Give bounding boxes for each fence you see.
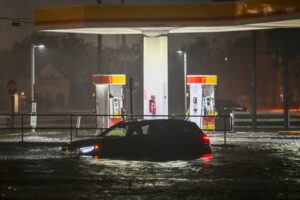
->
[232,111,300,130]
[0,113,232,143]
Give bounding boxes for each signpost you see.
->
[31,102,37,113]
[30,102,37,128]
[30,115,37,128]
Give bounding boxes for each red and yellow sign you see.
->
[187,75,217,85]
[92,74,126,85]
[202,117,215,131]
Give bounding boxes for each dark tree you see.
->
[101,40,143,114]
[0,33,97,112]
[266,28,300,129]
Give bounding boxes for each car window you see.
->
[144,121,184,136]
[130,124,150,136]
[131,126,143,136]
[135,123,164,136]
[141,125,150,135]
[103,121,199,137]
[182,125,193,133]
[104,123,144,137]
[147,121,199,136]
[147,123,163,135]
[182,122,199,134]
[105,125,128,137]
[104,124,132,137]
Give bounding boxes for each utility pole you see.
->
[31,44,45,132]
[283,61,289,130]
[177,50,187,114]
[251,31,257,131]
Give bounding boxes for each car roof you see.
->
[100,119,200,136]
[122,119,192,124]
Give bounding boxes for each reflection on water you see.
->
[77,155,214,191]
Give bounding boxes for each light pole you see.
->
[177,50,187,115]
[31,44,45,131]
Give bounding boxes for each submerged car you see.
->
[62,119,211,160]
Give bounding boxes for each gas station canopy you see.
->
[34,0,300,117]
[34,0,300,35]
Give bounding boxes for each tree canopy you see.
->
[0,32,97,111]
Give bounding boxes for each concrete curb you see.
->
[278,131,300,136]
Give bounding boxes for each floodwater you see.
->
[0,132,299,200]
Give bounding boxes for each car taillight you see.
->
[201,134,210,142]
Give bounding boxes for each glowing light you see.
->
[93,156,100,160]
[94,144,100,150]
[202,134,210,142]
[201,153,212,165]
[202,153,212,159]
[33,44,45,49]
[37,44,45,48]
[80,146,94,153]
[203,136,210,141]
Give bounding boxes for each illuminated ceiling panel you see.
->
[44,26,269,35]
[249,19,300,28]
[45,28,141,35]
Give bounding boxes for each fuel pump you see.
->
[193,97,198,112]
[187,75,217,130]
[110,97,123,116]
[92,74,126,129]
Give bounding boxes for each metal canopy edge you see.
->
[34,0,300,34]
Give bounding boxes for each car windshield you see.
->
[101,120,200,137]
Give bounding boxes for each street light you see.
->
[31,44,45,131]
[177,50,187,114]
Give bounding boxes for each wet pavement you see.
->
[0,132,299,200]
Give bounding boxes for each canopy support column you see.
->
[143,36,168,117]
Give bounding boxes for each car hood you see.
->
[68,136,117,148]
